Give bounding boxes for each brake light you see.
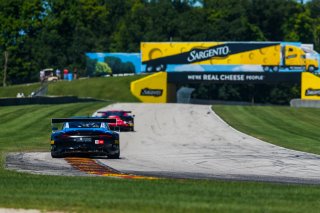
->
[95,139,104,145]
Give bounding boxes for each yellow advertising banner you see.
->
[301,72,320,100]
[130,72,168,103]
[141,42,281,65]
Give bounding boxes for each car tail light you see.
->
[95,139,104,145]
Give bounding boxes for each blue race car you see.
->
[50,118,120,158]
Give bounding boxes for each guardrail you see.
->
[0,96,103,106]
[290,99,320,108]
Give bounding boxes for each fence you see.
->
[0,96,102,106]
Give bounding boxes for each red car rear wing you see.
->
[97,111,132,113]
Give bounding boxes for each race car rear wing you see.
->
[96,110,132,114]
[52,118,116,124]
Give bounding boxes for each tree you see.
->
[247,0,300,41]
[175,7,208,41]
[28,0,111,79]
[95,61,111,76]
[0,0,46,85]
[307,0,320,51]
[121,62,135,74]
[283,5,314,43]
[105,56,121,74]
[2,51,8,87]
[86,57,97,76]
[204,0,265,41]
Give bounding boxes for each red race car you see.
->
[94,110,135,131]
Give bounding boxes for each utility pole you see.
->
[3,51,8,87]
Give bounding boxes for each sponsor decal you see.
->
[187,45,230,62]
[186,74,265,82]
[140,88,163,97]
[168,72,300,84]
[305,88,320,96]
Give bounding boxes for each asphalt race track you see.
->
[6,103,320,184]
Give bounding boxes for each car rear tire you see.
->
[51,151,63,158]
[108,150,120,159]
[108,153,120,159]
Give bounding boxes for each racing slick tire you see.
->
[51,151,63,158]
[107,150,120,159]
[107,153,120,159]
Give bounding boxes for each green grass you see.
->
[0,102,109,152]
[1,173,319,213]
[0,83,40,98]
[212,105,320,155]
[48,76,142,102]
[0,75,143,102]
[0,103,320,212]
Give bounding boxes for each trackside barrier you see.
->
[0,96,102,106]
[290,99,320,108]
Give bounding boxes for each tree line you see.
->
[0,0,320,86]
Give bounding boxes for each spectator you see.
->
[73,67,78,80]
[56,69,61,80]
[63,68,68,80]
[40,70,45,82]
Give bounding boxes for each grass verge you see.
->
[48,76,142,102]
[0,75,142,102]
[1,172,320,213]
[0,102,109,152]
[0,83,40,98]
[212,105,320,155]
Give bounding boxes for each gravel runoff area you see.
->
[6,103,320,184]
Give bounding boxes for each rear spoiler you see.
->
[97,111,132,114]
[52,118,116,124]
